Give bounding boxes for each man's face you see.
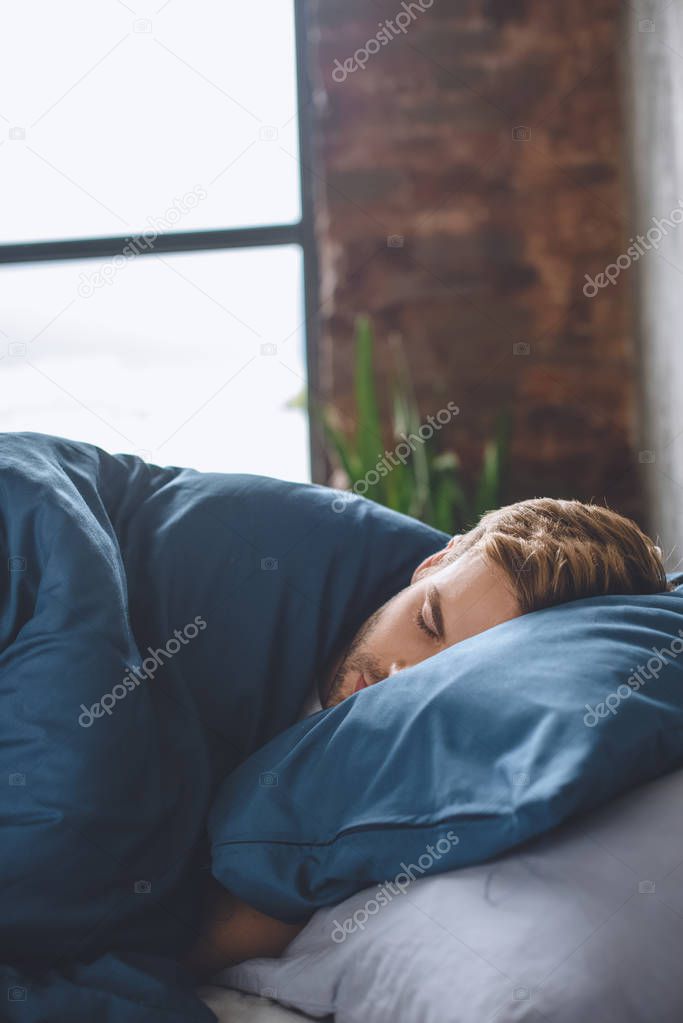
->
[321,539,521,708]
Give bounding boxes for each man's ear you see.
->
[411,535,460,584]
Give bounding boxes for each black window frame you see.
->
[0,0,321,479]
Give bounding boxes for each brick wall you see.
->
[306,0,640,520]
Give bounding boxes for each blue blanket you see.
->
[0,432,445,1021]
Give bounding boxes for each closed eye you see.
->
[415,606,439,642]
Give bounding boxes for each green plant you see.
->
[320,317,508,533]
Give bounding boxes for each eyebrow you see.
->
[427,584,445,642]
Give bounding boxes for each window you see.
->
[0,0,316,482]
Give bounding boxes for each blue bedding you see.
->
[0,433,445,1022]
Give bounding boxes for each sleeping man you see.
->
[186,497,669,977]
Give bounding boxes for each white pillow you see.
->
[219,765,683,1022]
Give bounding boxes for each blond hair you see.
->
[444,499,668,613]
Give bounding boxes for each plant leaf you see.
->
[354,317,385,483]
[322,416,362,485]
[473,411,509,518]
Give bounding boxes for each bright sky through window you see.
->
[0,0,309,482]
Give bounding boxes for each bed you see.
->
[4,433,683,1022]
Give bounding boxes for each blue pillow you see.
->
[210,589,683,921]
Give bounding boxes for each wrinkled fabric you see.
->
[0,431,445,1022]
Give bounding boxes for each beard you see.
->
[324,601,389,707]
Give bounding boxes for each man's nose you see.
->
[388,660,407,676]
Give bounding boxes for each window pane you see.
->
[0,0,300,243]
[0,246,309,482]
